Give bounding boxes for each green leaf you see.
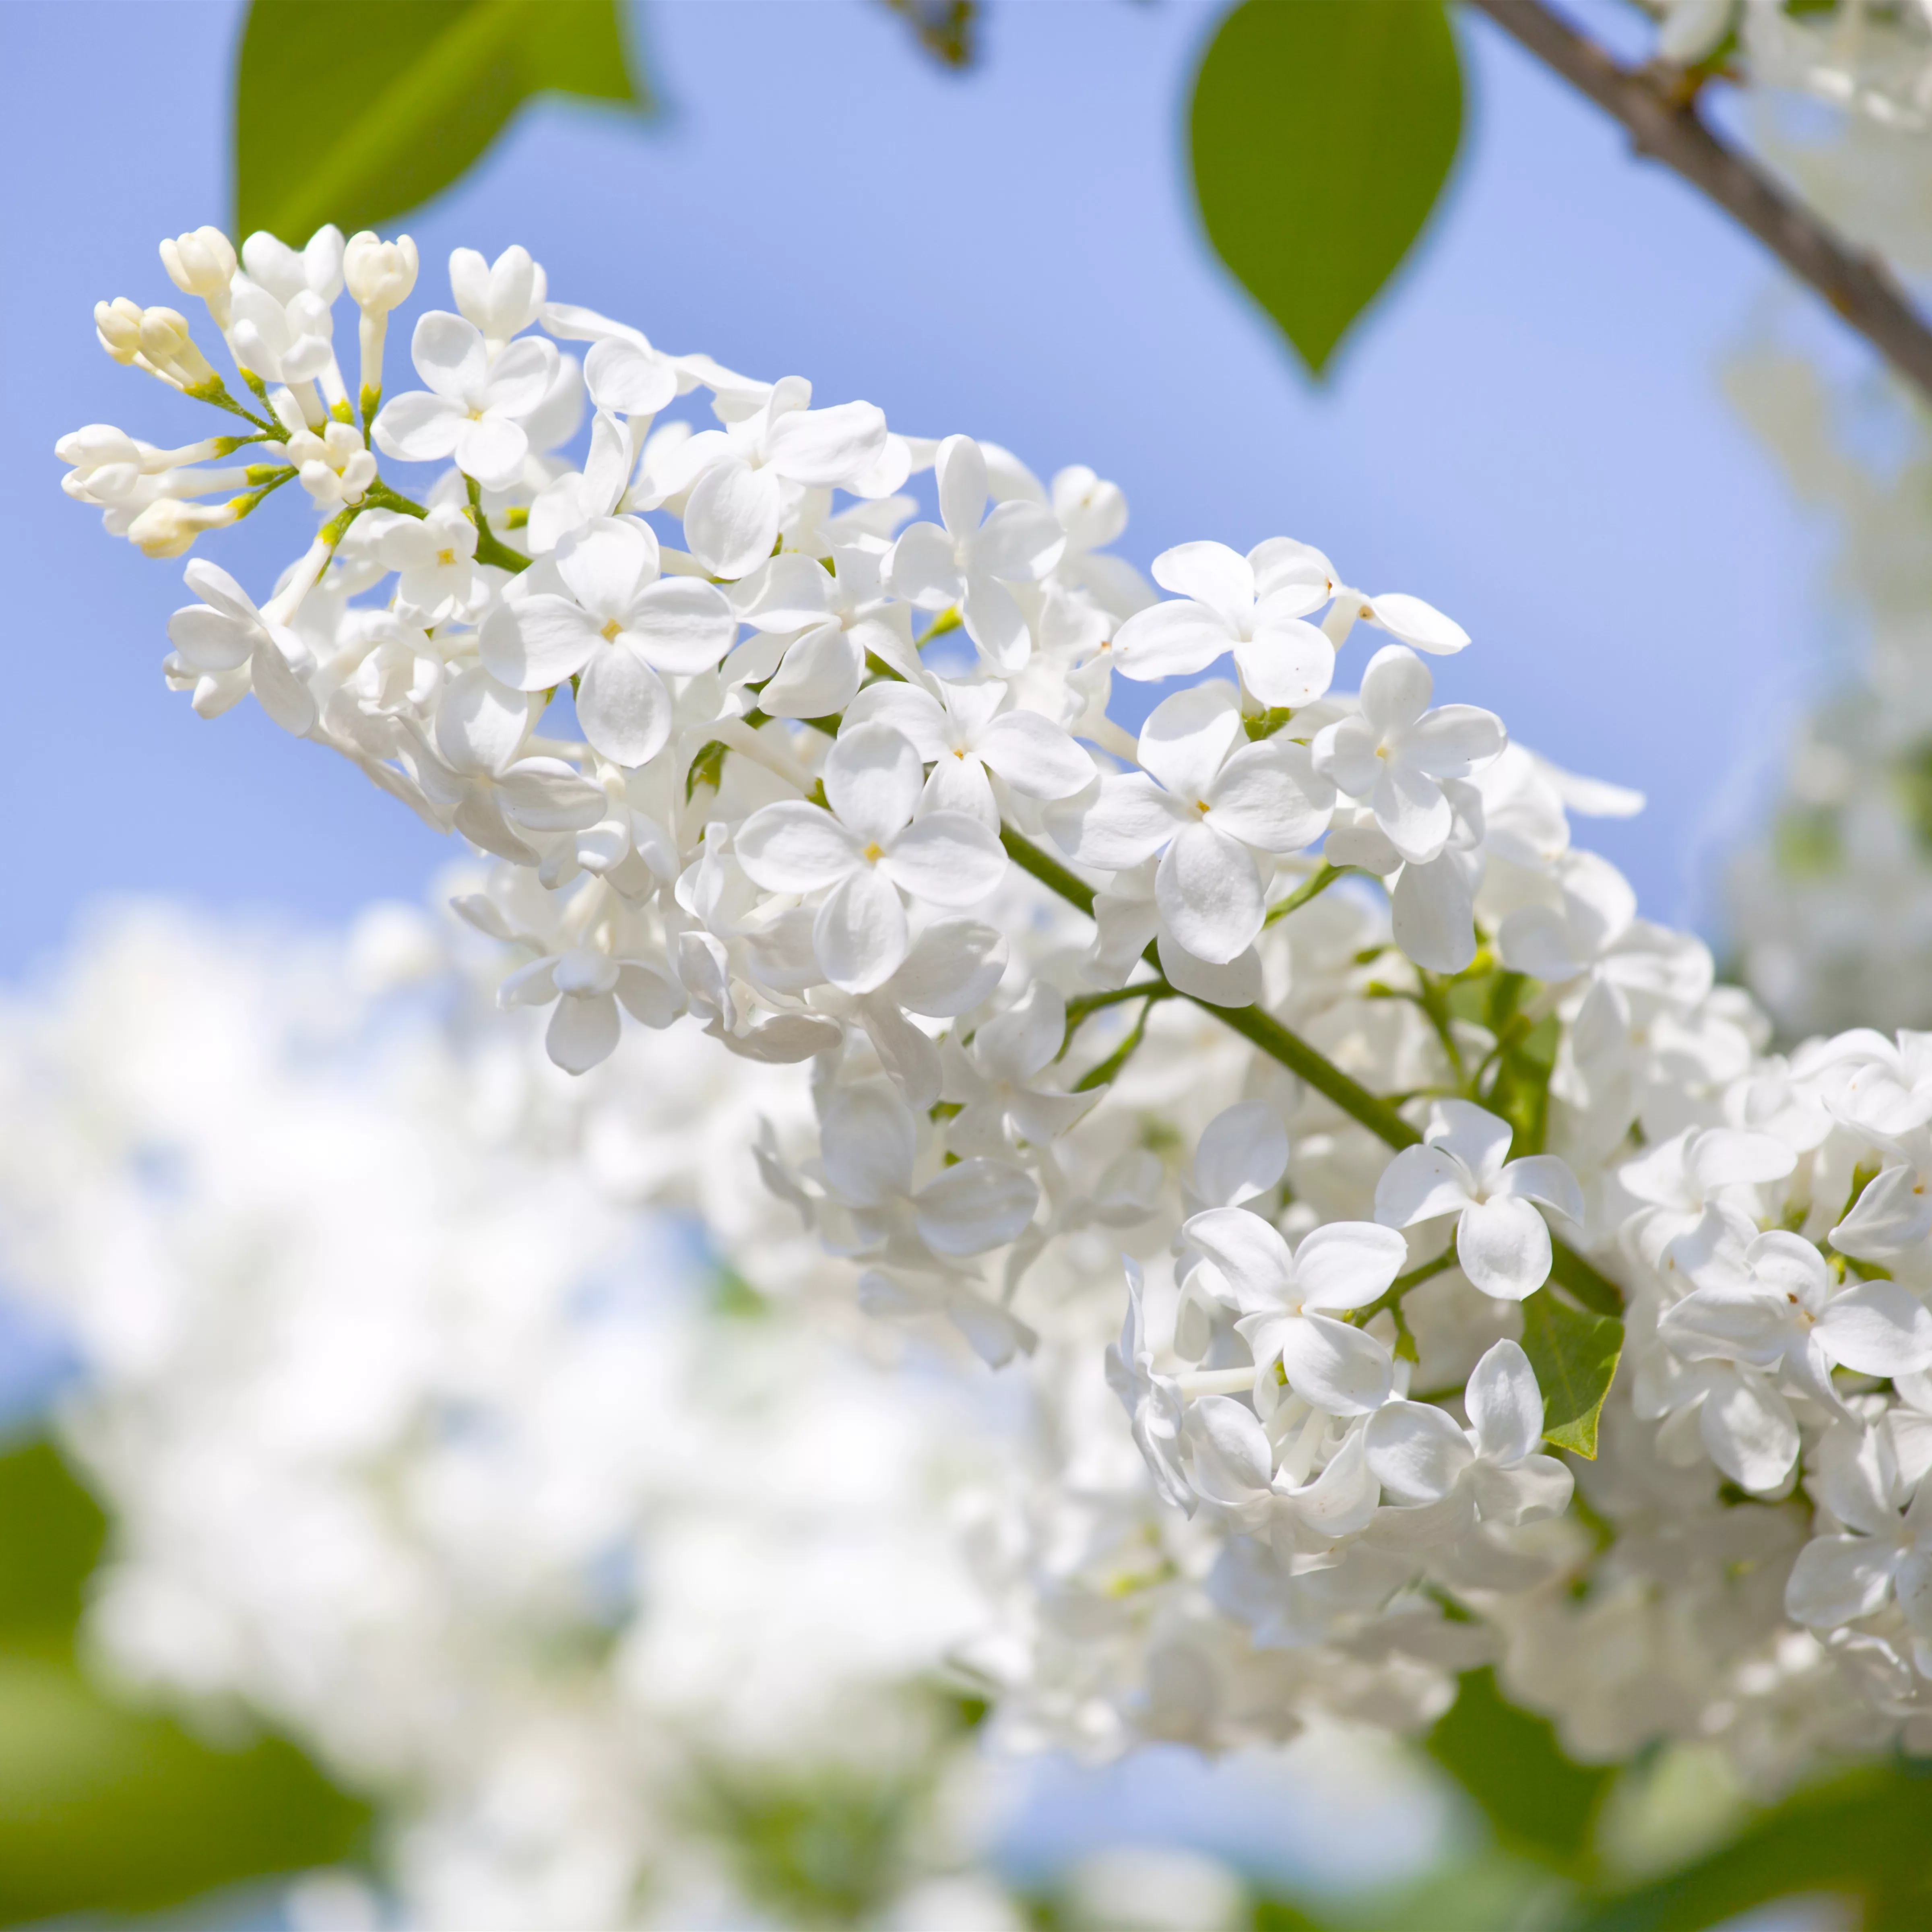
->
[1521,1292,1622,1459]
[0,1438,372,1924]
[1187,0,1463,376]
[1428,1667,1613,1873]
[1565,1760,1932,1932]
[235,0,647,242]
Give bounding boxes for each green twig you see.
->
[1264,861,1349,927]
[1074,997,1156,1092]
[995,824,1627,1313]
[466,476,532,575]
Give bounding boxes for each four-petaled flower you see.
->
[1374,1100,1583,1301]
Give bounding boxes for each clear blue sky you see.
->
[0,0,1840,970]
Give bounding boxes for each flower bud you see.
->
[345,232,419,314]
[127,496,237,559]
[56,424,143,475]
[137,307,217,388]
[159,227,237,303]
[94,297,146,364]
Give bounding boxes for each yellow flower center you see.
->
[436,548,456,567]
[601,619,622,643]
[863,841,886,863]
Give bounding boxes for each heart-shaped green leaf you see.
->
[234,0,647,244]
[1188,0,1464,377]
[1521,1291,1623,1460]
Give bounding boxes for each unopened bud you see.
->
[160,226,238,327]
[56,423,144,474]
[137,306,217,388]
[127,496,237,559]
[94,297,146,365]
[345,231,419,314]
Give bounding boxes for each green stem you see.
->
[1264,861,1348,927]
[466,476,531,574]
[996,824,1627,1313]
[1061,980,1179,1045]
[999,826,1096,917]
[363,479,427,518]
[916,605,963,647]
[1354,1245,1459,1328]
[1074,997,1156,1092]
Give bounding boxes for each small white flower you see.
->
[372,311,561,490]
[1111,537,1334,706]
[1184,1205,1406,1415]
[883,435,1065,671]
[1363,1340,1573,1544]
[1057,682,1331,964]
[734,722,1007,993]
[1374,1100,1582,1302]
[1312,644,1504,865]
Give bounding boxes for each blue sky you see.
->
[0,0,1844,970]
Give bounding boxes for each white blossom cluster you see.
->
[1721,341,1932,1044]
[0,898,1030,1930]
[1652,0,1932,131]
[58,222,1932,1785]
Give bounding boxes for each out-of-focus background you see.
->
[3,0,1927,1927]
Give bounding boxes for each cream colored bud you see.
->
[94,297,146,364]
[345,231,419,314]
[127,497,237,559]
[137,306,217,388]
[159,226,237,301]
[57,424,143,474]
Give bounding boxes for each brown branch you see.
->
[1463,0,1932,407]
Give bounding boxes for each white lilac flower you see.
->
[680,376,894,580]
[1110,537,1335,707]
[1184,1206,1406,1414]
[1311,644,1504,866]
[373,310,561,489]
[483,515,737,766]
[846,672,1095,828]
[883,434,1066,671]
[1375,1100,1583,1301]
[734,722,1005,993]
[1057,682,1331,964]
[1363,1340,1573,1543]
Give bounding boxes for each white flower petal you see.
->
[1278,1311,1395,1416]
[1464,1339,1545,1465]
[1232,618,1334,708]
[1156,821,1264,965]
[914,1156,1038,1257]
[557,516,659,620]
[1374,1144,1475,1228]
[1150,540,1254,621]
[881,812,1007,908]
[545,991,620,1074]
[625,576,738,675]
[826,722,924,844]
[1111,599,1238,683]
[683,458,783,579]
[1292,1220,1408,1312]
[1455,1195,1553,1301]
[735,800,864,893]
[1364,1399,1473,1503]
[813,865,910,994]
[575,644,672,767]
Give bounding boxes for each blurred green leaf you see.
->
[235,0,647,242]
[1187,0,1463,376]
[1566,1760,1932,1931]
[1428,1668,1612,1872]
[1521,1293,1622,1459]
[0,1436,105,1646]
[0,1438,372,1925]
